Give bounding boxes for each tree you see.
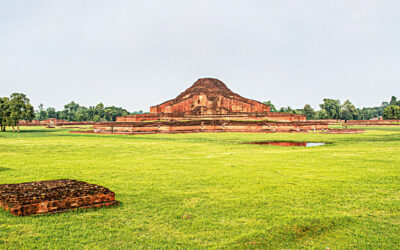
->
[93,115,101,122]
[46,107,57,119]
[75,106,88,121]
[32,102,129,122]
[389,96,399,106]
[104,106,129,121]
[303,104,316,119]
[319,99,341,119]
[131,110,144,115]
[263,100,277,112]
[358,107,383,120]
[0,97,11,132]
[9,93,34,132]
[340,100,357,121]
[36,104,47,121]
[279,106,296,114]
[315,109,328,119]
[64,101,80,121]
[383,105,400,120]
[95,103,105,121]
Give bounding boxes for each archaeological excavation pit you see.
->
[0,179,119,216]
[247,141,326,147]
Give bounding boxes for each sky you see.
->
[1,0,399,111]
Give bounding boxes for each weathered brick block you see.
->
[0,179,119,216]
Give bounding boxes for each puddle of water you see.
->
[247,141,325,147]
[306,143,325,147]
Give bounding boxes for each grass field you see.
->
[0,126,399,249]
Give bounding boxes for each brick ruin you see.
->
[150,78,271,115]
[94,120,328,134]
[94,78,328,134]
[19,119,95,127]
[118,78,306,122]
[314,119,400,126]
[0,179,119,216]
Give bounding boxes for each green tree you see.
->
[58,110,68,120]
[93,115,101,122]
[46,107,57,119]
[104,106,129,121]
[278,106,296,114]
[316,109,329,119]
[75,106,88,121]
[389,96,399,106]
[64,101,80,121]
[303,104,316,119]
[95,103,105,121]
[263,100,277,112]
[131,110,144,115]
[340,100,357,120]
[0,97,11,132]
[319,99,341,119]
[9,93,34,132]
[383,105,400,120]
[358,107,382,120]
[36,104,47,121]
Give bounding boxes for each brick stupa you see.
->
[94,78,328,134]
[150,78,270,115]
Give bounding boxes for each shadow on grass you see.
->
[0,167,11,172]
[15,128,60,133]
[0,128,67,138]
[235,216,354,248]
[338,133,400,143]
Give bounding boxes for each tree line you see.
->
[0,93,144,132]
[264,96,400,120]
[35,101,134,122]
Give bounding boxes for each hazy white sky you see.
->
[1,0,399,111]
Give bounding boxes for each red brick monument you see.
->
[94,78,328,134]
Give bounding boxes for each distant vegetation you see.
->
[265,96,400,120]
[35,101,131,122]
[0,93,144,132]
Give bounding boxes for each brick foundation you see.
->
[0,179,119,216]
[94,120,328,134]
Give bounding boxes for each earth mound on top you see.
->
[175,78,238,101]
[151,78,270,115]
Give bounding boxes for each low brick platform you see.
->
[0,179,119,216]
[322,129,365,134]
[93,120,328,134]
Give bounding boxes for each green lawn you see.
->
[0,127,399,249]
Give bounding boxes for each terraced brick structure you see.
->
[93,78,328,134]
[0,179,119,216]
[150,78,271,115]
[117,78,306,122]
